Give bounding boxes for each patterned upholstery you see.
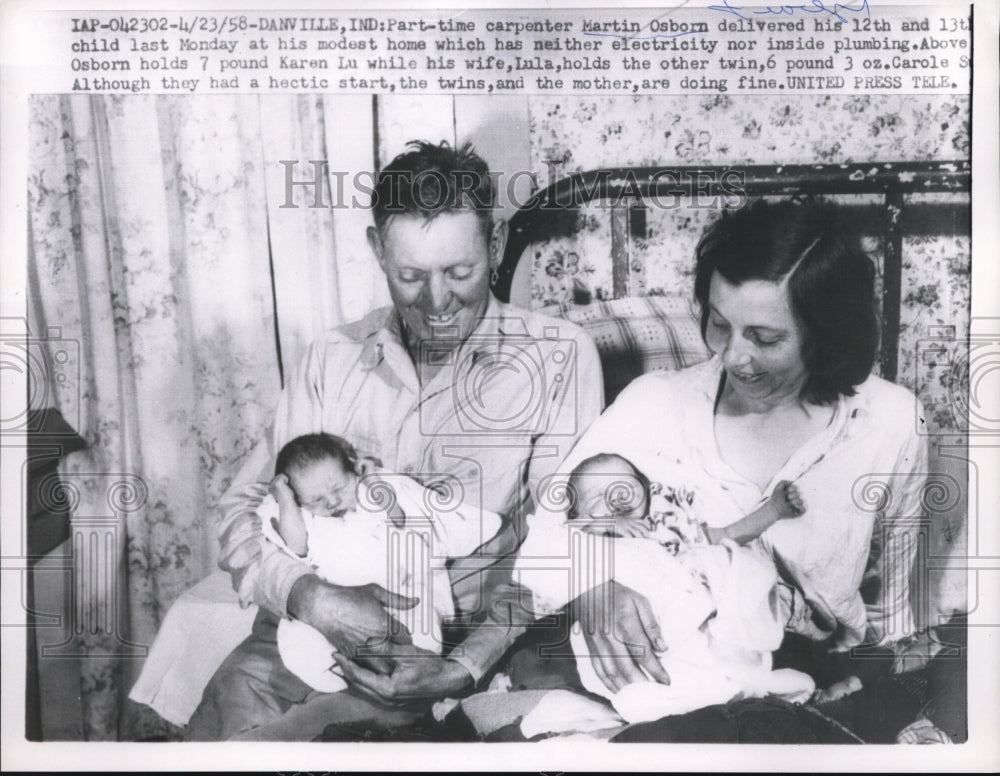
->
[541,295,710,403]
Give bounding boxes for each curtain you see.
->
[26,93,384,740]
[26,91,530,740]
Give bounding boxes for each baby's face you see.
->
[571,458,649,524]
[286,458,358,517]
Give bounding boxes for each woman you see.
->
[567,198,927,699]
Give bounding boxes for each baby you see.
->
[566,452,805,550]
[516,452,813,724]
[260,432,500,693]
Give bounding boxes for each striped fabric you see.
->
[541,295,710,403]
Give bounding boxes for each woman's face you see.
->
[705,271,810,405]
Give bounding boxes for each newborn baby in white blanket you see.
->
[260,432,501,692]
[515,453,814,724]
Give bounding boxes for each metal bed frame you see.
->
[490,161,971,382]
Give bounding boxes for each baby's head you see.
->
[567,453,650,524]
[275,433,360,517]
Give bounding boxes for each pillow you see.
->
[541,295,710,403]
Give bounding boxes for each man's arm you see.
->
[216,443,315,617]
[217,341,416,669]
[333,582,538,703]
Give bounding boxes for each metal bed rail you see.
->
[491,160,971,382]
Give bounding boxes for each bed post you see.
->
[881,189,905,382]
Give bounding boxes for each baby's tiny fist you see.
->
[269,473,296,503]
[784,482,806,517]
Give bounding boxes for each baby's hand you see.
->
[269,473,297,507]
[771,480,806,519]
[612,515,651,539]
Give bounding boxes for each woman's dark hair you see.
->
[371,139,495,240]
[275,433,358,477]
[694,198,879,404]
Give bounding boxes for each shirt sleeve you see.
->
[448,329,604,683]
[216,343,326,617]
[447,581,538,684]
[217,474,315,617]
[862,404,929,645]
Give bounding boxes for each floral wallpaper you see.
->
[524,93,971,624]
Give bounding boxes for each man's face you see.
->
[369,210,501,356]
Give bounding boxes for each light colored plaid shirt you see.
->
[217,294,603,681]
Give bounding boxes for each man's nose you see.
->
[423,274,453,313]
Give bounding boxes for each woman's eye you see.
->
[447,267,474,281]
[750,332,780,347]
[709,317,729,330]
[397,271,423,283]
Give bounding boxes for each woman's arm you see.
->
[543,373,682,692]
[574,581,671,690]
[863,416,929,645]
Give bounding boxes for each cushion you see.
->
[541,295,710,403]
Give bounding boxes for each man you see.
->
[186,140,603,740]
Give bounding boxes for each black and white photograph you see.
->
[2,0,998,770]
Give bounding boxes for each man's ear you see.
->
[489,218,509,271]
[367,225,385,271]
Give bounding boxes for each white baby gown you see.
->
[260,471,501,693]
[515,512,814,724]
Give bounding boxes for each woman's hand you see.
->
[287,576,419,674]
[573,580,671,692]
[333,645,473,706]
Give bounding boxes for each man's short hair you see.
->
[694,197,880,405]
[275,433,358,477]
[371,140,495,239]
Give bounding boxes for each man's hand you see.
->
[573,580,670,693]
[287,575,419,674]
[333,644,473,706]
